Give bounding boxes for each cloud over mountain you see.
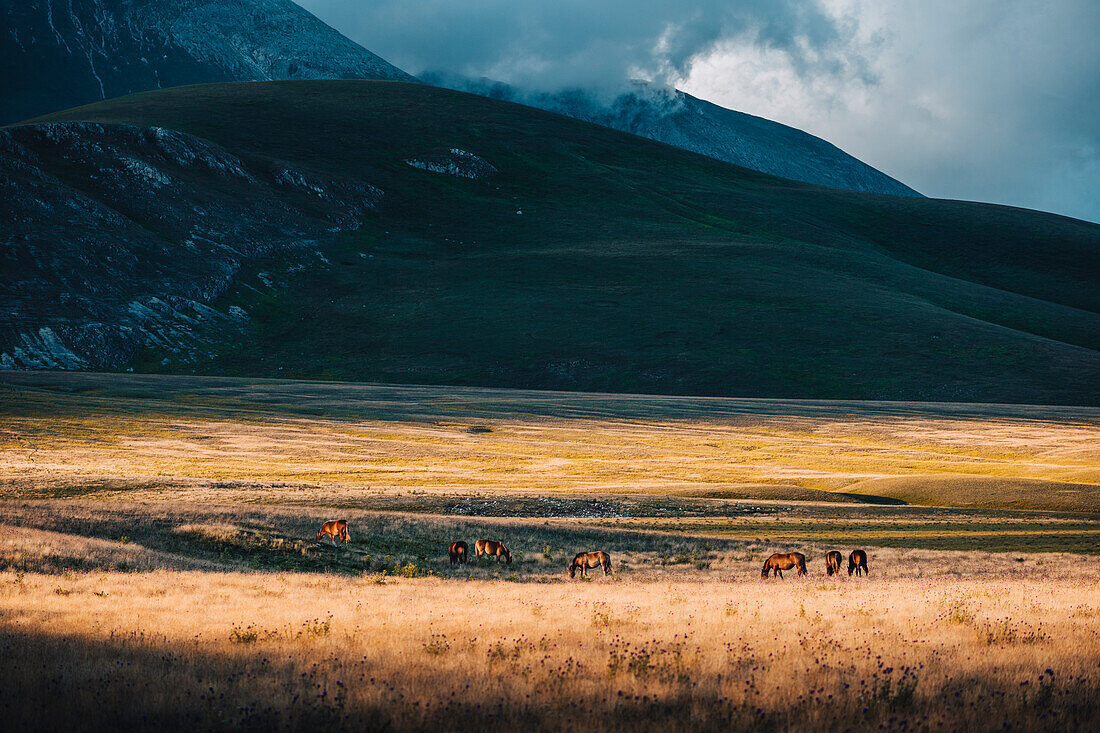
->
[300,0,1100,222]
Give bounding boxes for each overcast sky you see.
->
[298,0,1099,223]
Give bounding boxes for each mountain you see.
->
[3,80,1098,404]
[423,74,919,198]
[1,1,914,198]
[0,0,413,125]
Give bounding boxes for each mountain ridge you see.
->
[0,0,414,125]
[423,73,919,198]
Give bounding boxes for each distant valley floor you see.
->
[1,371,1097,555]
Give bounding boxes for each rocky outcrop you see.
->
[0,0,415,125]
[404,149,498,181]
[0,121,381,369]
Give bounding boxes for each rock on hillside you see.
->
[0,121,381,369]
[0,0,414,124]
[425,74,919,197]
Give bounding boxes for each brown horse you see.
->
[825,550,843,576]
[569,551,612,579]
[848,549,869,576]
[448,541,468,565]
[761,552,806,579]
[316,520,349,546]
[474,539,512,564]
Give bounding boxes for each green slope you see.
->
[35,80,1100,403]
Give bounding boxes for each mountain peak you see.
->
[0,0,414,125]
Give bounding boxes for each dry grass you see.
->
[2,565,1097,731]
[2,372,1098,511]
[1,373,1098,728]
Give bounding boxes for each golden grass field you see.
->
[1,371,1098,730]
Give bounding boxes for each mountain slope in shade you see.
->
[424,74,919,197]
[4,81,1098,405]
[0,0,414,125]
[0,119,381,368]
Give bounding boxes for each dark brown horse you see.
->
[316,520,349,546]
[569,551,612,579]
[474,539,512,564]
[761,552,806,579]
[825,550,843,576]
[448,541,468,565]
[848,549,869,576]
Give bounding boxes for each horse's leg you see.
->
[777,568,783,579]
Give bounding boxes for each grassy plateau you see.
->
[1,371,1098,730]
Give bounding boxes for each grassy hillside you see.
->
[33,80,1100,403]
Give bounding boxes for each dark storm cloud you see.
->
[296,0,857,93]
[298,0,1100,222]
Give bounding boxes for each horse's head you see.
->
[569,562,577,578]
[316,529,324,541]
[503,547,512,564]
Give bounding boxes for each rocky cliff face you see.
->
[0,0,414,124]
[426,75,919,198]
[0,121,381,369]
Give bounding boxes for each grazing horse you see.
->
[825,550,843,576]
[848,549,869,576]
[569,551,612,579]
[316,520,350,546]
[448,541,468,566]
[761,552,806,579]
[474,539,512,564]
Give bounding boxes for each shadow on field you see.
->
[0,627,396,731]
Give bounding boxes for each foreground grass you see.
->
[2,568,1096,731]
